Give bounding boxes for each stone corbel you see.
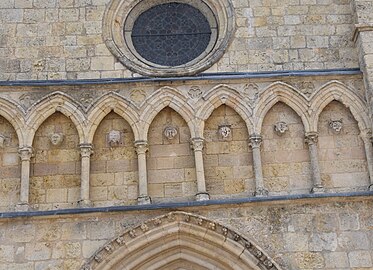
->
[248,134,268,197]
[190,137,209,201]
[305,132,324,193]
[134,140,151,205]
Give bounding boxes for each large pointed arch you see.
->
[139,86,196,139]
[86,92,140,143]
[0,97,26,146]
[25,92,87,145]
[255,82,310,134]
[197,84,254,136]
[309,81,370,132]
[81,212,282,270]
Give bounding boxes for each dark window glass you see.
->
[130,2,212,66]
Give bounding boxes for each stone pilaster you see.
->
[79,144,93,207]
[134,140,151,205]
[360,130,373,191]
[305,132,324,193]
[17,146,33,210]
[190,137,209,201]
[249,134,268,197]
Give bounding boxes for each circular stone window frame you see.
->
[103,0,236,77]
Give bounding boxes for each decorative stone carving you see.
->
[234,234,240,241]
[249,134,263,148]
[218,124,231,139]
[163,126,178,140]
[305,132,318,145]
[188,86,203,99]
[130,89,146,104]
[222,227,228,236]
[197,218,203,226]
[115,237,125,245]
[190,137,204,152]
[80,93,94,108]
[153,218,162,226]
[50,133,64,146]
[184,215,191,222]
[274,121,288,135]
[0,134,5,148]
[140,224,149,232]
[104,245,113,253]
[19,94,34,109]
[208,222,216,230]
[107,130,121,147]
[128,230,136,238]
[243,83,259,107]
[298,81,314,96]
[18,146,33,161]
[329,119,343,133]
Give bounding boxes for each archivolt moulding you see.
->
[81,211,282,270]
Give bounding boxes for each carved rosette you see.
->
[274,121,288,135]
[249,134,263,149]
[18,146,33,161]
[82,212,279,270]
[134,140,148,155]
[79,144,94,158]
[305,132,318,145]
[190,137,204,152]
[218,124,232,139]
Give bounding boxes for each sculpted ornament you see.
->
[130,89,146,104]
[218,124,231,139]
[163,126,178,140]
[274,121,288,135]
[50,133,64,146]
[329,119,343,133]
[188,86,203,100]
[108,130,121,147]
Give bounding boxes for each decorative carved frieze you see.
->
[274,121,288,135]
[329,119,343,133]
[163,126,178,140]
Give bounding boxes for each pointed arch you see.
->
[310,81,370,132]
[255,82,310,134]
[25,92,86,145]
[86,92,140,143]
[140,87,196,139]
[0,97,26,146]
[197,84,254,136]
[81,211,282,270]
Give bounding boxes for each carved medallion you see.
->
[329,119,342,133]
[188,86,203,100]
[130,89,146,104]
[50,133,64,146]
[274,121,288,135]
[107,130,122,147]
[163,126,178,140]
[218,124,231,139]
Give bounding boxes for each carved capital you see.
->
[18,146,33,161]
[134,140,148,155]
[249,134,262,148]
[190,137,204,151]
[305,132,319,145]
[79,144,93,157]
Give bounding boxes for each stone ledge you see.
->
[1,191,372,219]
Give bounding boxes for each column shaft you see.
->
[305,132,324,193]
[249,134,268,197]
[18,146,33,207]
[191,137,209,201]
[135,140,151,205]
[79,144,93,207]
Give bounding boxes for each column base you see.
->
[311,186,325,194]
[137,195,151,205]
[369,184,373,191]
[15,203,29,211]
[254,188,269,197]
[195,192,210,201]
[78,200,92,208]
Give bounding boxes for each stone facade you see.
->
[0,0,373,269]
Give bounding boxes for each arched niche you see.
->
[317,101,369,191]
[261,102,311,195]
[147,107,196,202]
[30,112,80,210]
[81,212,281,270]
[0,115,20,211]
[91,111,138,207]
[203,105,253,198]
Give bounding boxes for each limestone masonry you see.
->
[0,0,373,269]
